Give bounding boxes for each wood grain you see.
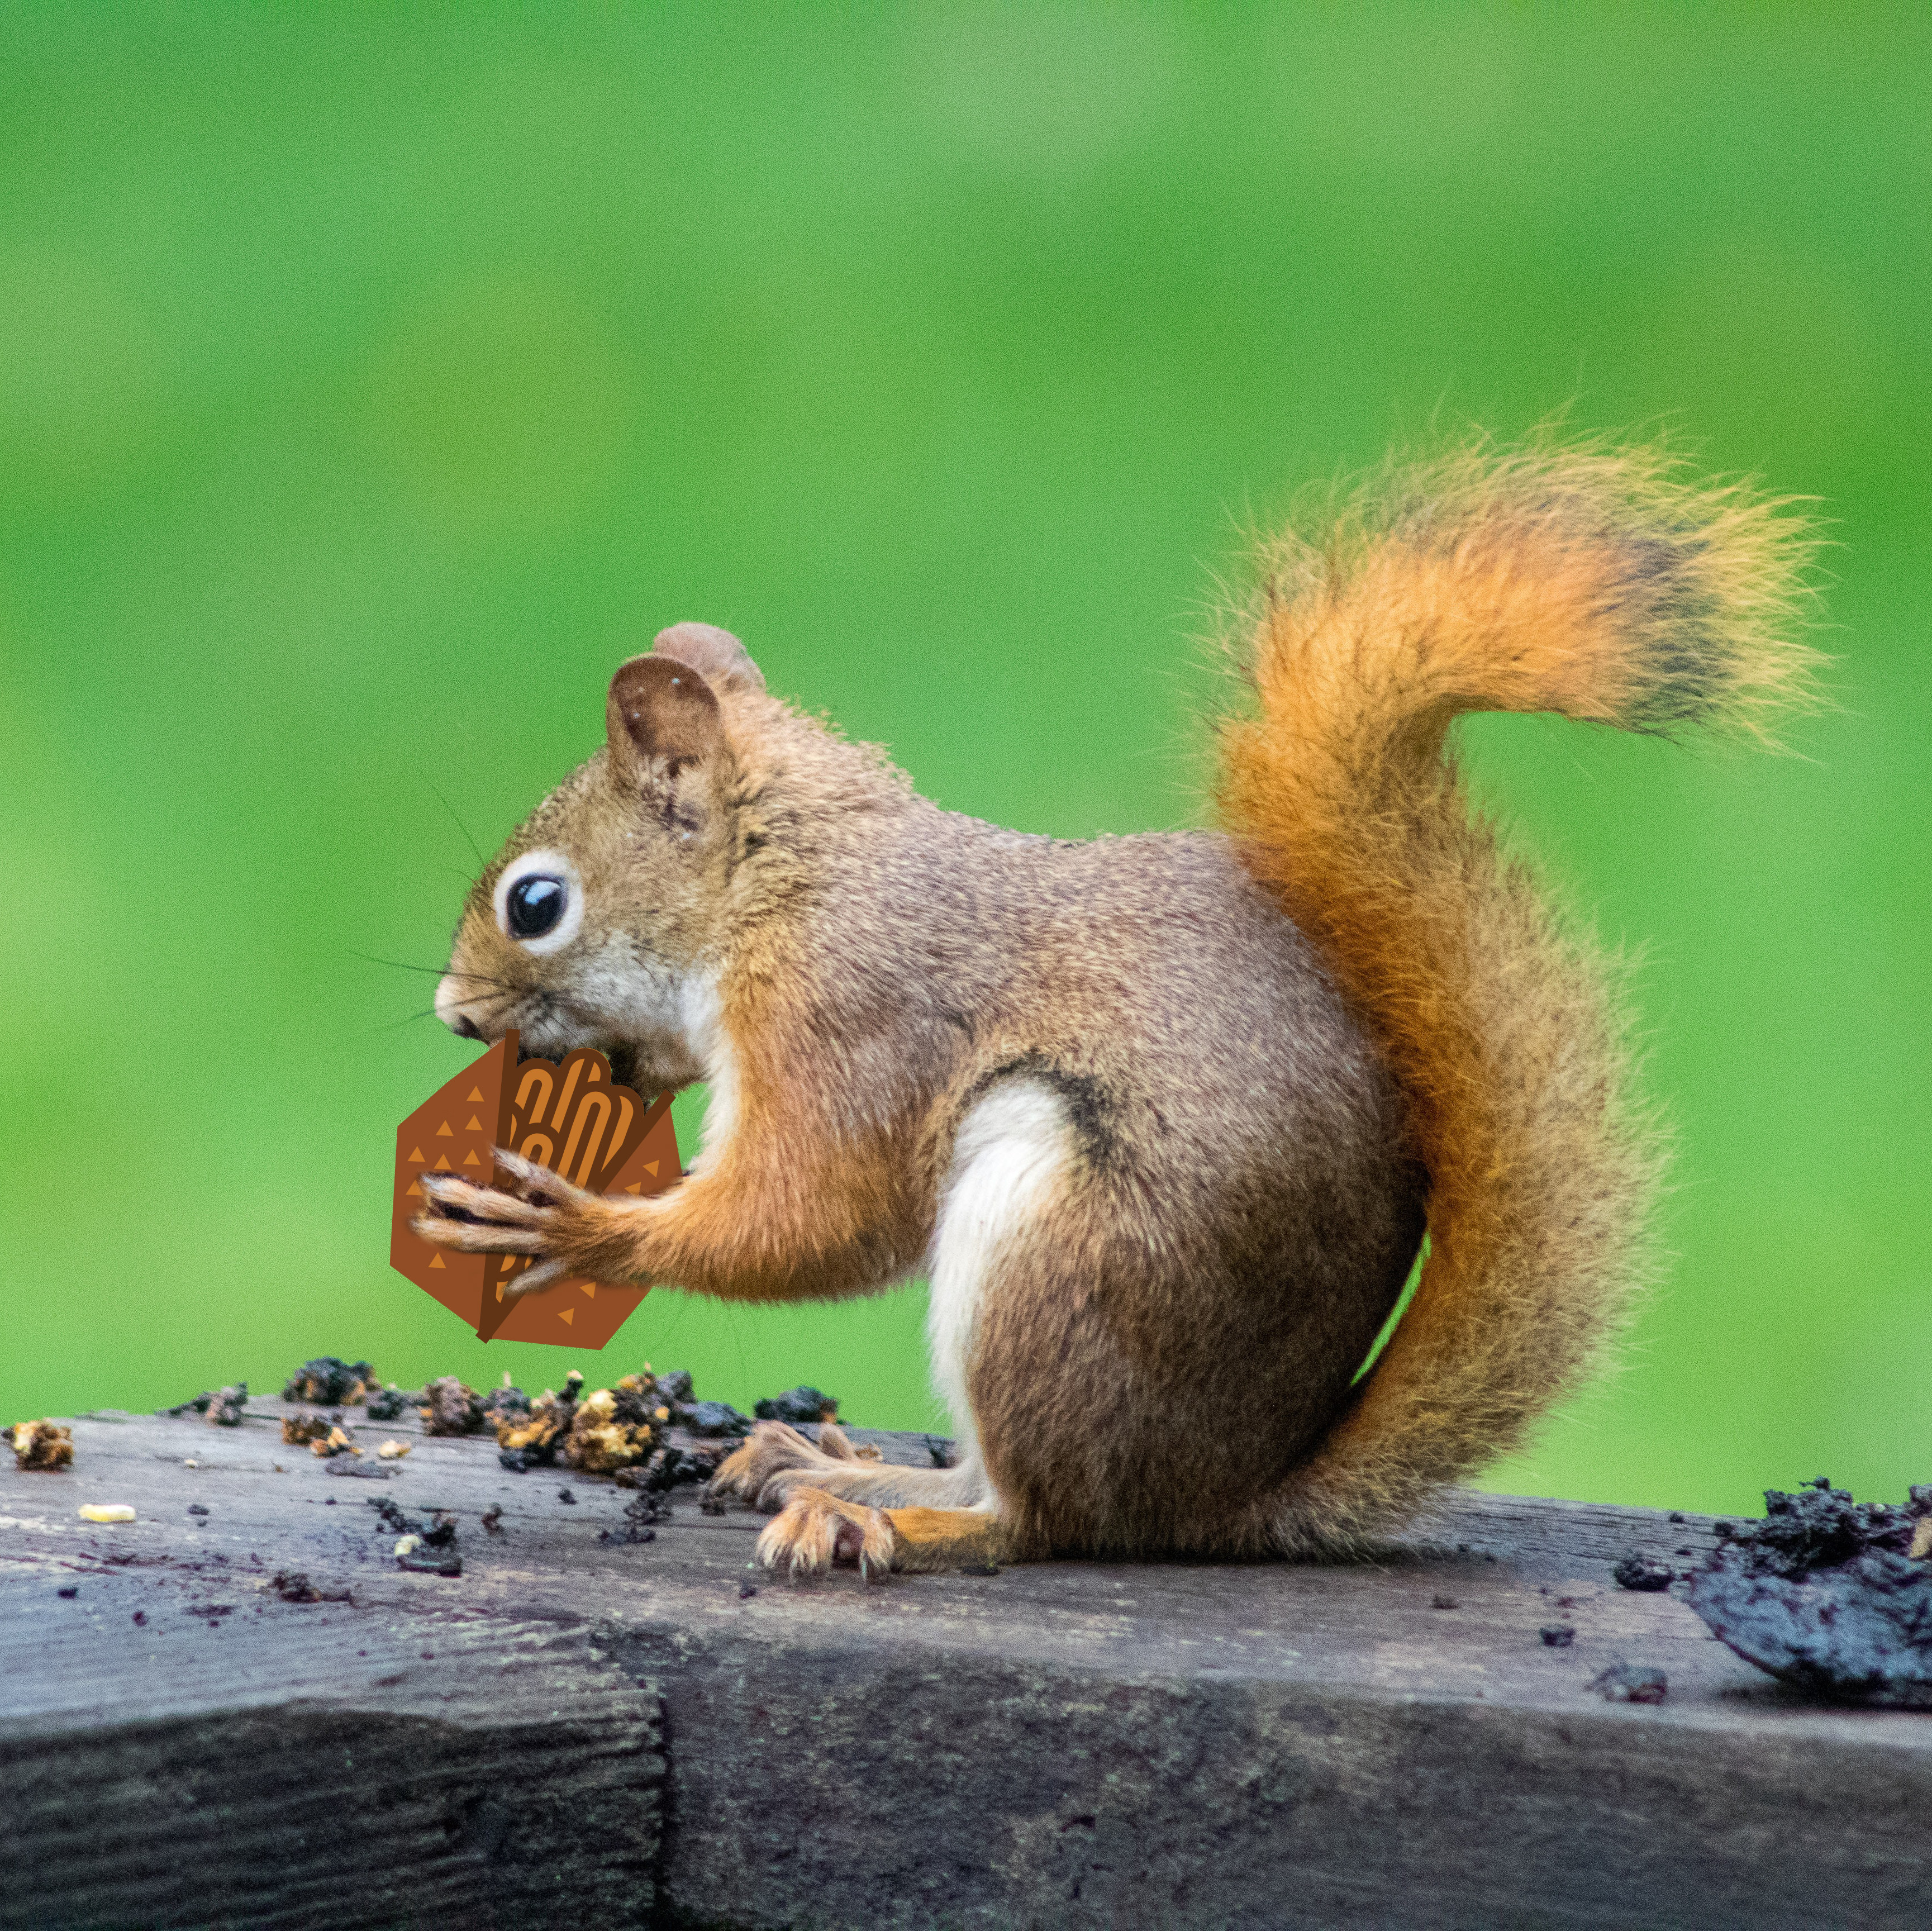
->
[4,1402,1927,1929]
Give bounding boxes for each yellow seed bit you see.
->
[78,1504,136,1524]
[377,1439,411,1459]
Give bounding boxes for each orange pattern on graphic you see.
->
[389,1030,681,1350]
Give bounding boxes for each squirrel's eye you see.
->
[506,874,567,941]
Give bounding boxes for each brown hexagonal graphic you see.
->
[391,1030,681,1350]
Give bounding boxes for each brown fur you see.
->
[420,444,1815,1575]
[1219,439,1817,1550]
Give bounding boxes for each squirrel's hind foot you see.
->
[756,1486,897,1580]
[710,1419,860,1511]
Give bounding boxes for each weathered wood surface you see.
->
[4,1401,1928,1930]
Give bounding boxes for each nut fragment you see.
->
[79,1504,136,1524]
[419,1376,487,1437]
[282,1358,377,1406]
[376,1439,411,1460]
[10,1420,73,1472]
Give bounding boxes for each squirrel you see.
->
[418,439,1815,1578]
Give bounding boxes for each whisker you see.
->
[365,1007,440,1035]
[346,950,515,990]
[427,781,488,872]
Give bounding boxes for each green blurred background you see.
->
[3,4,1925,1516]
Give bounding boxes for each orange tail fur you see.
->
[1220,440,1818,1552]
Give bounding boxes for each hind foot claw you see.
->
[756,1486,897,1580]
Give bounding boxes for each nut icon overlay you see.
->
[391,1031,679,1348]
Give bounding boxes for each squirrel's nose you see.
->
[449,1011,483,1040]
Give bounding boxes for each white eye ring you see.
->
[494,849,584,955]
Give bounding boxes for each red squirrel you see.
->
[418,440,1814,1577]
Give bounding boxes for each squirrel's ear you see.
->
[607,655,724,792]
[651,621,764,693]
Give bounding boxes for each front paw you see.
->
[415,1148,634,1297]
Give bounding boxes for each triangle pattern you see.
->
[558,1307,574,1326]
[429,1253,445,1270]
[467,1086,484,1102]
[625,1184,640,1195]
[462,1150,480,1167]
[643,1160,659,1177]
[406,1180,421,1197]
[407,1147,425,1163]
[436,1122,454,1138]
[580,1282,596,1299]
[434,1154,452,1171]
[465,1115,483,1131]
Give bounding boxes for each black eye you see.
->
[506,874,567,940]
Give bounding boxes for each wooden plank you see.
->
[4,1401,1927,1929]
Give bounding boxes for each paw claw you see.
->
[755,1487,896,1580]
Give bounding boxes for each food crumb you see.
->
[79,1504,136,1524]
[163,1385,248,1426]
[1430,1594,1459,1610]
[10,1419,74,1472]
[419,1376,488,1437]
[1540,1625,1576,1648]
[57,1586,77,1599]
[755,1386,839,1425]
[1613,1553,1675,1592]
[376,1439,411,1460]
[187,1504,210,1517]
[132,1610,146,1625]
[282,1358,378,1406]
[203,1386,248,1427]
[563,1374,665,1473]
[480,1504,504,1535]
[270,1570,350,1604]
[558,1486,576,1504]
[1591,1664,1668,1704]
[739,1581,759,1599]
[375,1497,463,1575]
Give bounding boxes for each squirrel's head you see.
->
[434,622,764,1094]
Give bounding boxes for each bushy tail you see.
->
[1219,439,1817,1553]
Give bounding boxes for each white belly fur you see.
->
[926,1079,1072,1508]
